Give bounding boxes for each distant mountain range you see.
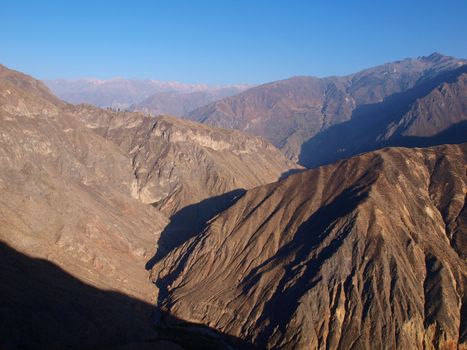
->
[186,53,467,165]
[43,77,251,114]
[129,87,250,116]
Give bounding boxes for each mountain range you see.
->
[186,53,467,166]
[1,53,466,349]
[44,77,250,114]
[129,87,251,116]
[0,64,295,348]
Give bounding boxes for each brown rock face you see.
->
[69,105,300,217]
[0,66,168,302]
[152,143,467,349]
[186,53,466,163]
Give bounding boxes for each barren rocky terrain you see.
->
[68,104,299,217]
[0,64,295,349]
[152,143,467,349]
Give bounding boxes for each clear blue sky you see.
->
[1,0,466,84]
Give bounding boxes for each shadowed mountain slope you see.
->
[0,241,160,350]
[299,64,467,168]
[0,241,258,350]
[152,143,467,349]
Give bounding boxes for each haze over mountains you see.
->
[44,77,250,115]
[1,52,466,350]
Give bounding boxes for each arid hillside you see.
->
[69,105,300,217]
[152,143,467,350]
[0,64,296,349]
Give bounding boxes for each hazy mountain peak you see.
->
[43,77,253,113]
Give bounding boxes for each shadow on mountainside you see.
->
[146,189,246,270]
[0,241,256,350]
[299,65,467,169]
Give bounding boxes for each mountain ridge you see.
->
[152,143,467,349]
[186,53,467,162]
[44,77,251,112]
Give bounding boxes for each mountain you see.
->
[0,64,169,303]
[299,64,467,168]
[0,241,160,349]
[151,143,467,349]
[5,60,466,349]
[186,53,467,162]
[44,77,250,112]
[0,64,65,115]
[0,62,297,295]
[130,87,248,116]
[68,105,300,217]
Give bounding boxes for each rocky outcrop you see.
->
[152,143,467,349]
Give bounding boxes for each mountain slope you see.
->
[0,64,65,116]
[70,105,300,217]
[0,65,169,303]
[186,53,466,162]
[1,63,297,302]
[0,241,161,349]
[1,63,288,349]
[152,143,467,349]
[299,64,467,167]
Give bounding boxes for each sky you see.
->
[1,0,467,84]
